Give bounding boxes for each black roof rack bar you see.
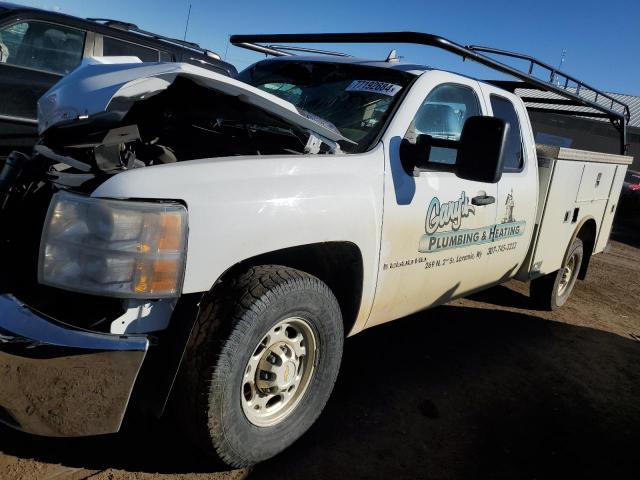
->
[88,17,205,52]
[267,45,351,57]
[88,18,138,30]
[467,45,631,122]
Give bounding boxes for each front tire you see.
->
[177,266,343,467]
[530,237,584,311]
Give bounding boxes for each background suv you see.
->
[0,2,237,159]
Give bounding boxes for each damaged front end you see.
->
[0,61,352,436]
[0,60,349,323]
[36,60,349,176]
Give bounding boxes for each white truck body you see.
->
[80,66,631,335]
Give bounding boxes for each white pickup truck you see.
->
[0,32,633,467]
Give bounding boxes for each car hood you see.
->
[37,58,351,144]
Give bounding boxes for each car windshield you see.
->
[239,60,414,153]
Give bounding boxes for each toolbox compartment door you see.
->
[595,165,627,253]
[577,163,617,203]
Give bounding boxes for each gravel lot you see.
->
[1,230,638,480]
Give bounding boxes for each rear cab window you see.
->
[489,95,524,172]
[0,21,85,75]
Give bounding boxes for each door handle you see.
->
[471,195,495,206]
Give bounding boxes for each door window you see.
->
[406,83,481,166]
[0,21,85,75]
[489,95,524,171]
[102,36,159,62]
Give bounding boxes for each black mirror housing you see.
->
[456,116,508,184]
[399,135,432,176]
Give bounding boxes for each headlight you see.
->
[39,191,188,298]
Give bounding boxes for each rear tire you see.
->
[176,265,343,468]
[530,238,583,311]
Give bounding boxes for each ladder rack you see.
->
[230,32,630,154]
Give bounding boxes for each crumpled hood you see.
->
[37,59,350,144]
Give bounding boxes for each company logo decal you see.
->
[418,190,525,253]
[425,191,476,235]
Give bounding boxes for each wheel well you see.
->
[575,218,597,280]
[213,242,364,336]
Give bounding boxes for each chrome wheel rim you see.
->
[241,317,317,427]
[558,252,578,296]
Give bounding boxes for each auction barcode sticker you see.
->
[346,80,402,96]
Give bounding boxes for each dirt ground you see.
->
[1,230,638,480]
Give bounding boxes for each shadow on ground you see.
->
[1,300,639,479]
[612,211,640,248]
[250,305,640,480]
[467,284,532,309]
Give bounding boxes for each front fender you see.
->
[91,145,385,331]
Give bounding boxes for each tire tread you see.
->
[175,265,343,467]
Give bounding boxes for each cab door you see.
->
[367,72,498,327]
[477,83,538,280]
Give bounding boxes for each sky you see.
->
[17,0,640,95]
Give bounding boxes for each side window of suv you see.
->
[102,36,159,62]
[405,83,481,166]
[489,95,524,171]
[0,21,85,75]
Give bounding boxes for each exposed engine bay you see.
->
[32,77,339,185]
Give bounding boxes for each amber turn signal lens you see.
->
[158,212,183,252]
[134,258,180,295]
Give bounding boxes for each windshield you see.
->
[239,60,414,153]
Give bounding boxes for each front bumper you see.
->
[0,294,148,437]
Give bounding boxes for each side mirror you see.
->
[400,134,460,175]
[456,116,508,184]
[399,134,432,176]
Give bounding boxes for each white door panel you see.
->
[368,72,501,327]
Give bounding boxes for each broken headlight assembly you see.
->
[38,192,188,298]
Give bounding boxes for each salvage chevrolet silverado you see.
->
[0,32,633,467]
